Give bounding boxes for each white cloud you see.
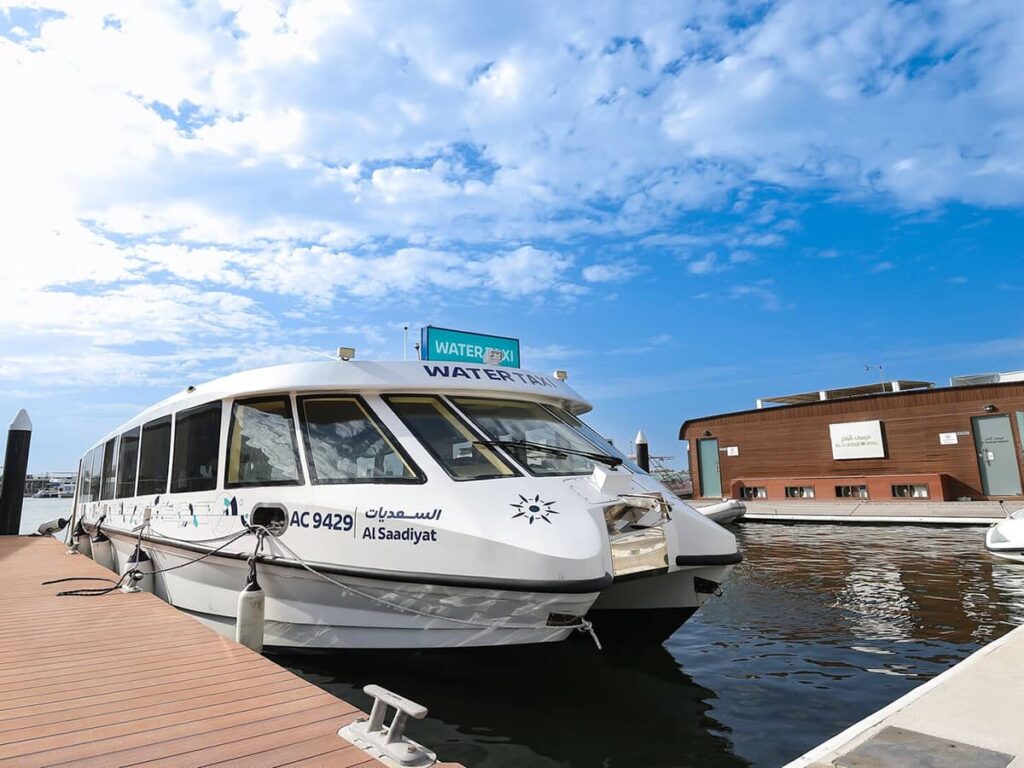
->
[473,246,573,297]
[688,252,720,275]
[582,262,641,283]
[0,283,269,346]
[728,284,785,312]
[1,0,1022,404]
[523,343,587,362]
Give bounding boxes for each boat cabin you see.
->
[75,361,636,506]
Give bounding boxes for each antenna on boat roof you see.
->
[297,346,339,361]
[403,325,409,361]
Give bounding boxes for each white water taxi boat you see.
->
[72,359,741,649]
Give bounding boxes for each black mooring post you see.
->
[635,429,650,473]
[0,410,32,536]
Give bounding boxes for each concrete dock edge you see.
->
[784,622,1024,767]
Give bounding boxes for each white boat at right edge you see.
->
[698,499,747,525]
[71,358,741,649]
[985,507,1024,562]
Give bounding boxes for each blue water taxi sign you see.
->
[420,326,520,368]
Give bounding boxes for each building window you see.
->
[171,402,222,494]
[137,417,171,496]
[892,483,929,499]
[835,484,869,499]
[740,486,767,499]
[785,486,815,499]
[115,427,140,498]
[226,396,303,488]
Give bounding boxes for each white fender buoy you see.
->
[235,560,265,653]
[70,521,92,557]
[90,530,114,571]
[122,545,153,593]
[37,517,68,536]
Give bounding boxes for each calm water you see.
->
[19,497,73,534]
[23,501,1024,767]
[272,523,1024,768]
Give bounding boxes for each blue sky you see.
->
[1,0,1022,472]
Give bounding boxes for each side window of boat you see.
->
[91,446,104,503]
[226,396,302,488]
[383,395,516,481]
[138,416,171,496]
[115,427,141,498]
[171,402,222,494]
[298,396,423,484]
[80,448,94,503]
[100,437,118,501]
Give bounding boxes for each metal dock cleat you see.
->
[339,684,437,767]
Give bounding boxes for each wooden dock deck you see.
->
[0,535,442,768]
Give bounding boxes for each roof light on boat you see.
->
[337,346,356,361]
[553,370,568,381]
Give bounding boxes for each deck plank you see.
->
[0,536,412,768]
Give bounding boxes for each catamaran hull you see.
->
[587,564,736,639]
[591,565,733,611]
[106,536,599,649]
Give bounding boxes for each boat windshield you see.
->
[546,406,646,475]
[451,397,621,477]
[385,395,517,481]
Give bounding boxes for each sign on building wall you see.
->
[939,432,959,445]
[420,326,521,368]
[829,419,886,460]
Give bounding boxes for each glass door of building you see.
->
[972,415,1023,496]
[697,438,722,498]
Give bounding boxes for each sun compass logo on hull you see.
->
[510,494,558,524]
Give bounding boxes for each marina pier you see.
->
[693,498,1007,525]
[0,535,458,768]
[787,622,1024,767]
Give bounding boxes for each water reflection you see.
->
[274,640,748,768]
[269,524,1024,768]
[673,524,1024,766]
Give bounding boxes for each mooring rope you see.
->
[46,521,603,648]
[46,529,253,596]
[263,528,603,649]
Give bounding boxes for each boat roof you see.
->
[89,360,592,449]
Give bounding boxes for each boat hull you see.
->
[699,500,747,525]
[592,565,732,611]
[586,607,697,641]
[986,519,1024,564]
[107,535,599,649]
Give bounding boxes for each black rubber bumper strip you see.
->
[675,551,744,567]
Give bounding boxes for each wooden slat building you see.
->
[680,381,1024,502]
